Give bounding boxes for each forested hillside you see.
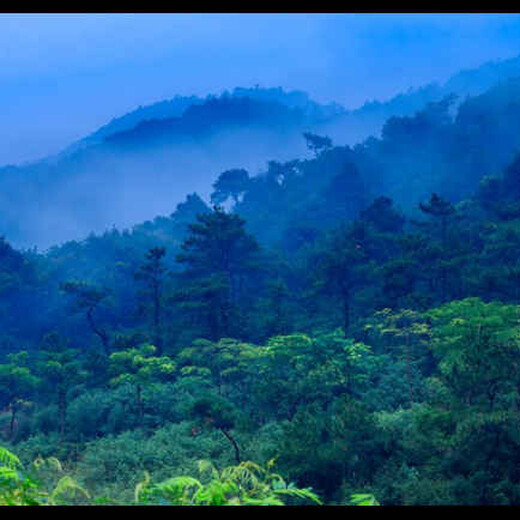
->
[3,53,520,250]
[0,89,344,249]
[3,56,520,505]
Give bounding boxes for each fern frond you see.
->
[0,466,20,482]
[49,476,90,505]
[44,457,63,473]
[221,462,262,489]
[147,476,203,504]
[134,471,151,504]
[197,459,220,480]
[194,480,239,505]
[0,447,22,469]
[153,476,203,494]
[273,487,323,505]
[32,455,63,473]
[241,495,285,505]
[349,493,380,506]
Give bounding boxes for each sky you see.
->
[1,12,520,166]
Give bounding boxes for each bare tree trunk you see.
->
[221,428,241,464]
[9,403,17,441]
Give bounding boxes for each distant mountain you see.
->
[2,53,520,250]
[59,95,206,157]
[324,53,520,145]
[444,54,520,97]
[0,92,343,249]
[58,86,344,159]
[47,53,520,164]
[53,52,520,160]
[104,95,315,149]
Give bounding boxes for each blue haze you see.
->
[2,13,520,165]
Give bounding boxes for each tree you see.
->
[253,331,375,421]
[60,281,111,354]
[38,337,88,443]
[361,196,406,234]
[175,207,259,340]
[178,338,257,399]
[418,193,455,249]
[259,278,292,338]
[322,163,367,224]
[189,394,242,464]
[416,193,459,302]
[278,396,379,502]
[0,351,39,440]
[303,132,333,157]
[170,193,210,229]
[135,247,168,355]
[420,298,520,504]
[109,344,176,426]
[311,226,371,333]
[501,153,520,200]
[211,169,250,206]
[364,308,431,405]
[427,298,520,410]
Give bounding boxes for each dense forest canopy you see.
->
[4,53,520,505]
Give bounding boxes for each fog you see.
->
[0,116,314,250]
[2,13,520,165]
[2,13,520,249]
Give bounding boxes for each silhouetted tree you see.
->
[211,169,250,205]
[60,281,111,354]
[135,247,168,355]
[175,207,259,340]
[303,132,333,157]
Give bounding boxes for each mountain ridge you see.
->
[2,52,520,250]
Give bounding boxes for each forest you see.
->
[4,70,520,505]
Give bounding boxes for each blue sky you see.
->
[1,13,520,165]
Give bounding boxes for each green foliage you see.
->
[0,351,39,441]
[137,459,322,505]
[109,344,176,388]
[428,298,520,408]
[349,493,380,505]
[278,395,381,501]
[174,206,260,341]
[109,344,176,426]
[0,445,41,505]
[0,446,88,505]
[7,85,520,506]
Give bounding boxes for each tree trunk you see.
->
[136,384,144,426]
[221,428,241,464]
[87,307,110,355]
[58,389,67,443]
[405,333,414,406]
[9,403,17,441]
[153,278,162,355]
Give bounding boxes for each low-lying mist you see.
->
[0,124,312,250]
[4,50,520,252]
